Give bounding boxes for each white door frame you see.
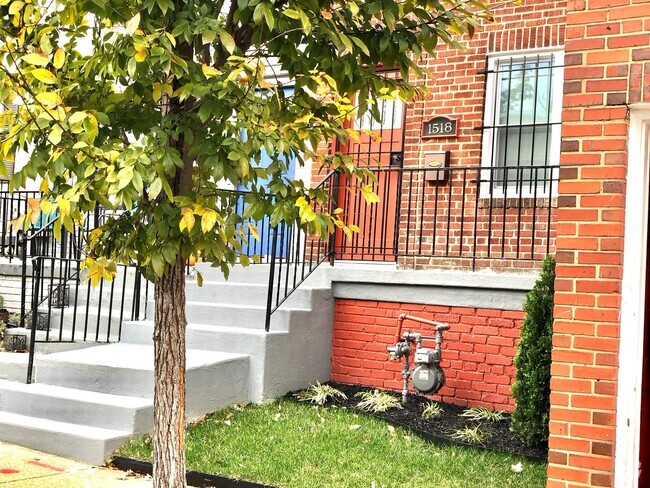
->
[617,105,650,488]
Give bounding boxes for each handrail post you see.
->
[26,257,41,384]
[19,233,28,328]
[328,169,341,266]
[264,225,279,332]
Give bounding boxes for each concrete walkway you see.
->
[0,442,152,487]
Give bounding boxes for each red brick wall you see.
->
[398,1,565,271]
[331,299,524,411]
[548,1,650,487]
[310,1,567,272]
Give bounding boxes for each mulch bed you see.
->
[289,382,548,462]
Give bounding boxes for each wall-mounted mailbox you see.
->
[424,151,450,182]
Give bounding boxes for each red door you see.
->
[336,96,405,261]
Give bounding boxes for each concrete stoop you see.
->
[0,263,334,464]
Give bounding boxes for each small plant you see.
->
[460,407,504,423]
[7,313,21,328]
[299,382,347,406]
[421,401,444,420]
[355,390,403,413]
[451,426,489,445]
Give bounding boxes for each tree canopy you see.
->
[0,0,489,277]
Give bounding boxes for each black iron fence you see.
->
[26,256,148,383]
[334,164,559,268]
[0,190,41,261]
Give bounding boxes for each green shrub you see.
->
[511,255,555,445]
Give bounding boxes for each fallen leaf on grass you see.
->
[223,420,232,426]
[511,462,524,473]
[349,424,361,430]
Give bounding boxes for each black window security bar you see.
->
[479,54,562,191]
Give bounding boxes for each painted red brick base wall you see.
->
[331,299,524,411]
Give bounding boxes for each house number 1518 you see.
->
[422,116,459,139]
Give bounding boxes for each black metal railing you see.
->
[0,190,41,261]
[263,170,339,331]
[26,256,148,383]
[334,164,559,268]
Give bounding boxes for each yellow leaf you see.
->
[40,199,53,215]
[35,92,61,107]
[152,83,162,102]
[39,178,49,193]
[8,1,23,16]
[295,196,308,207]
[201,210,217,233]
[248,223,259,241]
[134,49,147,63]
[180,208,195,232]
[164,31,176,47]
[57,197,70,216]
[31,68,57,84]
[201,64,222,78]
[53,48,65,69]
[21,52,49,66]
[126,13,140,36]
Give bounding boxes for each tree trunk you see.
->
[152,255,187,488]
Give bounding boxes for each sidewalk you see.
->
[0,442,152,487]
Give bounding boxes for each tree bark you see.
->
[153,254,187,488]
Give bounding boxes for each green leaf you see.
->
[68,111,87,125]
[282,8,301,19]
[126,13,140,36]
[47,125,62,145]
[202,30,216,45]
[219,31,236,54]
[151,253,165,276]
[148,178,162,199]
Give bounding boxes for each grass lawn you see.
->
[117,399,547,488]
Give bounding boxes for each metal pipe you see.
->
[396,313,449,341]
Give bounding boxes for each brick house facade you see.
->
[316,0,650,486]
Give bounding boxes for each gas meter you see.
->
[387,313,450,403]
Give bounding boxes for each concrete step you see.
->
[121,309,333,403]
[184,280,322,309]
[145,300,302,330]
[36,305,145,340]
[70,277,150,307]
[193,262,271,283]
[0,411,130,464]
[34,344,250,410]
[192,262,329,286]
[0,352,28,382]
[0,380,152,432]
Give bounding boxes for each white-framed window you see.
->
[481,49,563,197]
[355,98,403,132]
